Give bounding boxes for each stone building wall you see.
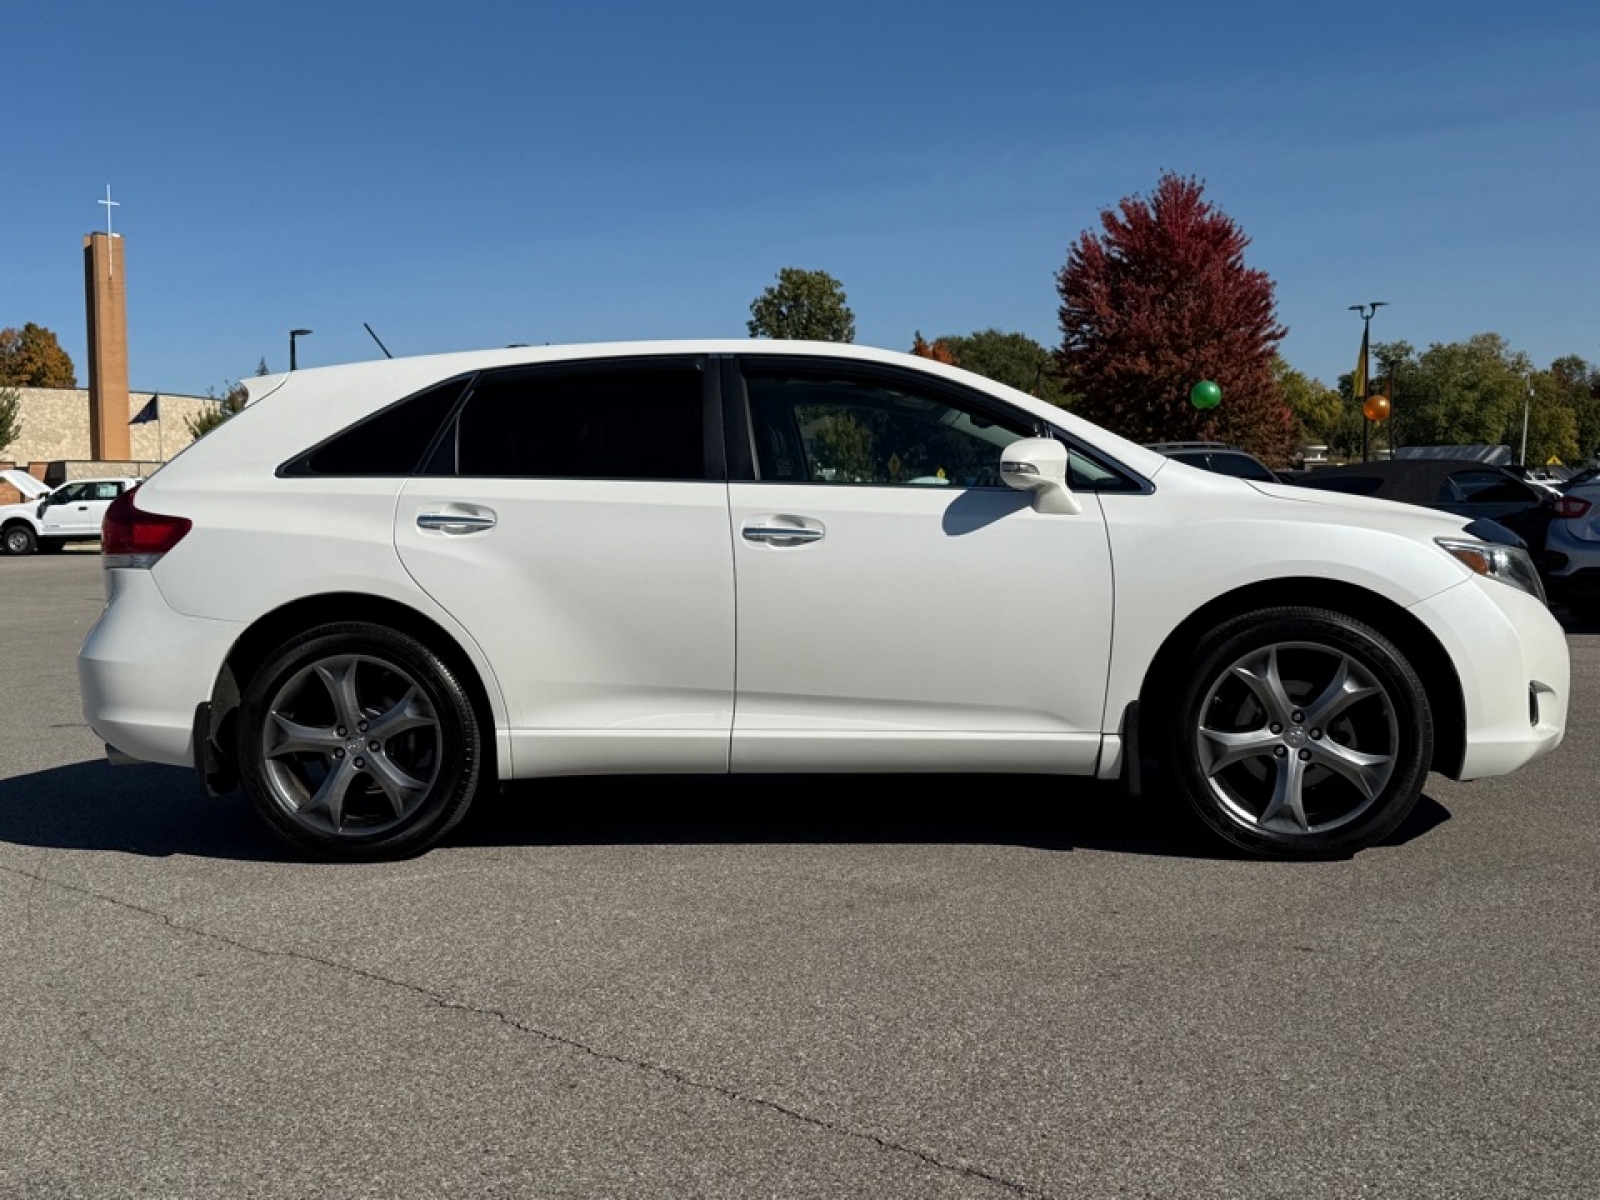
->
[0,387,214,501]
[2,387,211,460]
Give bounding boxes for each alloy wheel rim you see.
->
[260,653,442,837]
[1194,641,1399,837]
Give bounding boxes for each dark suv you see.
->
[1145,441,1282,483]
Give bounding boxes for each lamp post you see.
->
[1521,375,1533,466]
[289,328,313,371]
[1350,301,1388,461]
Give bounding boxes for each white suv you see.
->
[78,342,1569,861]
[1,475,141,555]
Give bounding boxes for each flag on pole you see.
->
[130,394,160,424]
[1352,328,1369,403]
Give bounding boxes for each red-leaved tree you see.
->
[1056,173,1294,462]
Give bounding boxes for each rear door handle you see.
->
[417,510,497,535]
[741,521,824,546]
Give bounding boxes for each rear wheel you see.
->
[1162,607,1433,859]
[237,622,483,860]
[2,523,36,555]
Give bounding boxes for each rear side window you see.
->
[445,366,705,480]
[282,377,469,477]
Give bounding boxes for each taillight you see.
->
[101,485,192,568]
[1553,495,1592,519]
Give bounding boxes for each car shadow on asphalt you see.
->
[0,761,283,861]
[458,773,1453,861]
[0,761,1452,862]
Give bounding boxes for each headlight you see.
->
[1436,537,1547,604]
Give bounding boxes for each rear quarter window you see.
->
[280,376,470,477]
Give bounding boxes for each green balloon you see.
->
[1190,380,1222,410]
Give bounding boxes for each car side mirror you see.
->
[1000,437,1083,515]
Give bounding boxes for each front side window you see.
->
[744,370,1024,488]
[447,365,705,480]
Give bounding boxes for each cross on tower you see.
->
[99,185,121,277]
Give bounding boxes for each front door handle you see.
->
[417,510,497,535]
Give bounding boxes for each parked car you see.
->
[0,475,142,555]
[1291,459,1559,561]
[79,343,1568,862]
[1145,441,1284,482]
[1542,476,1600,620]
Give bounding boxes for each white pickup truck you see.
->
[0,471,143,555]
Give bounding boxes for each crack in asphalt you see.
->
[3,862,1052,1199]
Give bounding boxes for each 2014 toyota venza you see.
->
[79,342,1569,860]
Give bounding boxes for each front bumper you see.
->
[1410,578,1569,779]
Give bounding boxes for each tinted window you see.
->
[287,376,469,477]
[449,366,704,480]
[744,370,1025,487]
[1442,471,1539,505]
[1206,453,1278,482]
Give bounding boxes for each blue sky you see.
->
[4,1,1597,398]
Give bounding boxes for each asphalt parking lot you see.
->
[2,553,1596,1199]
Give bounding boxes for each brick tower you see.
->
[83,229,131,462]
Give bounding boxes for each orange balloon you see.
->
[1363,395,1392,421]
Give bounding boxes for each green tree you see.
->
[1056,173,1293,461]
[926,329,1073,408]
[1363,335,1530,455]
[0,323,77,387]
[185,381,248,440]
[1547,355,1600,464]
[1275,358,1355,457]
[0,387,21,454]
[747,268,856,342]
[1522,374,1580,466]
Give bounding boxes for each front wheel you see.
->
[2,523,36,555]
[1161,607,1433,859]
[236,622,484,860]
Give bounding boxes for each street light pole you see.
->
[289,328,313,371]
[1521,375,1532,466]
[1349,301,1388,462]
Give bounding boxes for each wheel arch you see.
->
[204,592,501,791]
[1136,577,1467,779]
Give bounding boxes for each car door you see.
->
[39,481,121,537]
[724,356,1116,774]
[393,357,736,777]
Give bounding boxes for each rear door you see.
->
[393,357,736,777]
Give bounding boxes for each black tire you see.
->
[1160,607,1433,860]
[2,523,36,555]
[236,621,484,860]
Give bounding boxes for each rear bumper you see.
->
[78,570,243,767]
